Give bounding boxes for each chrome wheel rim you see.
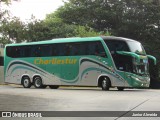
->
[35,79,41,87]
[102,80,106,88]
[24,79,29,87]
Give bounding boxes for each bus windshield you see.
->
[133,64,149,75]
[104,40,149,75]
[133,58,149,76]
[127,41,146,55]
[104,40,133,72]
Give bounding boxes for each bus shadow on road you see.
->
[6,85,151,92]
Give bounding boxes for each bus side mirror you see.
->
[147,55,156,65]
[116,51,140,62]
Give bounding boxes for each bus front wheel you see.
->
[101,77,111,91]
[33,77,44,88]
[22,76,32,88]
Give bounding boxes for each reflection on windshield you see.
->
[133,65,149,75]
[133,58,149,76]
[127,41,146,55]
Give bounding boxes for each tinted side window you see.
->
[68,41,107,57]
[6,45,52,58]
[52,44,65,56]
[6,41,107,58]
[17,47,24,57]
[40,45,51,57]
[6,47,12,57]
[88,41,107,57]
[66,42,85,56]
[6,46,18,58]
[51,42,81,56]
[29,45,51,57]
[24,46,31,57]
[105,40,129,54]
[31,46,40,57]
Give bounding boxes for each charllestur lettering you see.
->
[34,58,77,65]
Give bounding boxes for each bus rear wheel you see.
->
[33,77,44,88]
[49,85,59,89]
[22,76,32,88]
[101,77,111,91]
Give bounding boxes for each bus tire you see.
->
[22,76,32,88]
[49,85,59,89]
[33,76,43,88]
[117,87,124,91]
[101,77,111,91]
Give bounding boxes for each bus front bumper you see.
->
[131,76,150,88]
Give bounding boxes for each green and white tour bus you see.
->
[4,36,156,90]
[0,44,4,66]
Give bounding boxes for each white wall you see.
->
[0,66,4,84]
[0,48,4,56]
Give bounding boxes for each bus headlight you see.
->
[135,77,139,81]
[131,76,140,81]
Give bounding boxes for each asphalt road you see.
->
[0,85,160,120]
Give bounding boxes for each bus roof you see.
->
[5,37,103,47]
[102,36,138,42]
[5,36,138,47]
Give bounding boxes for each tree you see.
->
[0,17,26,43]
[0,0,21,44]
[26,18,51,42]
[47,0,160,82]
[44,12,100,38]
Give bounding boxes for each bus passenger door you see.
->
[114,55,133,87]
[124,72,133,87]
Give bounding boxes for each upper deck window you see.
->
[6,41,107,58]
[104,40,130,54]
[127,41,146,55]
